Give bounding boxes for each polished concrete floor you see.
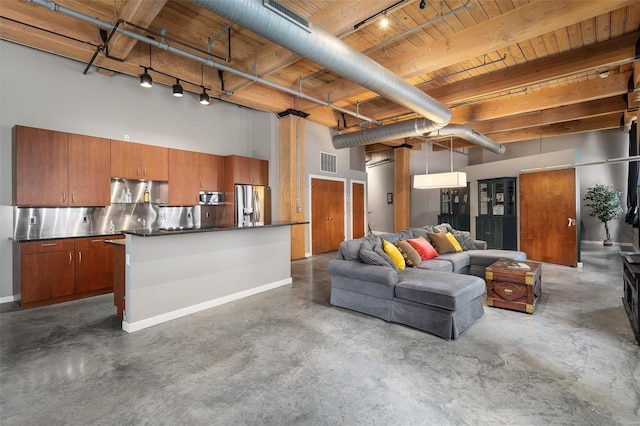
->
[1,244,639,425]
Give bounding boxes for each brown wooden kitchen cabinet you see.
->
[225,155,268,185]
[18,239,76,306]
[14,236,123,309]
[13,126,110,206]
[199,153,224,191]
[111,140,168,181]
[75,237,116,294]
[168,148,201,205]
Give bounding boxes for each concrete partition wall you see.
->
[123,226,292,332]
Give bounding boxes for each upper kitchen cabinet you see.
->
[13,126,110,207]
[199,153,224,191]
[168,148,200,206]
[111,140,168,181]
[68,133,111,206]
[226,155,268,185]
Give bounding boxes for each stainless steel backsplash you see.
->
[13,179,211,239]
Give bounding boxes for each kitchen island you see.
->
[120,222,306,332]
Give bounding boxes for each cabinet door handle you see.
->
[41,243,57,247]
[78,251,82,263]
[62,191,66,202]
[143,167,147,176]
[72,191,76,202]
[137,166,141,176]
[69,252,72,264]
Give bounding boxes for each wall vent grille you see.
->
[320,152,337,174]
[263,0,311,33]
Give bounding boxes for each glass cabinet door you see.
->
[441,189,451,214]
[504,179,516,216]
[479,182,491,215]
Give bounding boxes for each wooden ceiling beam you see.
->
[487,113,623,144]
[358,32,640,120]
[107,0,168,60]
[451,71,631,123]
[226,0,401,94]
[295,0,637,114]
[469,96,629,134]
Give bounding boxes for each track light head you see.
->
[199,87,210,105]
[419,0,426,9]
[172,79,184,97]
[139,68,152,88]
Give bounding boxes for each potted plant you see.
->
[583,184,623,246]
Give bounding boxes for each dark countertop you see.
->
[123,221,308,237]
[11,222,308,242]
[11,231,125,243]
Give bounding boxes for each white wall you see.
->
[0,41,278,298]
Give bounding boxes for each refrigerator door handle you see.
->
[253,190,261,223]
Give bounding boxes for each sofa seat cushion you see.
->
[467,249,526,267]
[395,269,486,310]
[328,260,397,299]
[416,259,453,272]
[433,252,471,271]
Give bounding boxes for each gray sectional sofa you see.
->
[328,224,526,340]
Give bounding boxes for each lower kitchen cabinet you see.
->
[14,236,124,309]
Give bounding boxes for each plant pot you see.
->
[603,239,613,246]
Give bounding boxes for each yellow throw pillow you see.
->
[383,240,405,270]
[446,232,463,252]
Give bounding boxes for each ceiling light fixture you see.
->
[380,11,389,28]
[172,79,184,97]
[199,87,210,105]
[419,0,426,9]
[139,43,153,88]
[414,138,467,189]
[139,68,152,88]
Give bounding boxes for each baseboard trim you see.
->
[581,240,634,248]
[0,295,16,304]
[122,278,292,333]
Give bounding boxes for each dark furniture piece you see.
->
[476,177,517,250]
[485,259,542,314]
[621,254,640,345]
[438,184,470,231]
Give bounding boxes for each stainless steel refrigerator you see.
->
[235,184,271,227]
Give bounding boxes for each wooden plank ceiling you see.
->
[1,0,639,153]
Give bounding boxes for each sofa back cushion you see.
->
[407,237,438,260]
[395,240,422,268]
[427,232,457,255]
[383,240,406,270]
[359,234,398,271]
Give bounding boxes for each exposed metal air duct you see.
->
[433,124,506,154]
[191,0,504,154]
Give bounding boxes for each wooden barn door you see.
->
[311,178,345,254]
[519,169,578,266]
[352,182,366,239]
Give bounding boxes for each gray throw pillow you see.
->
[411,227,429,240]
[451,230,475,251]
[338,238,364,261]
[359,234,398,271]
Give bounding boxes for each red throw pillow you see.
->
[407,236,438,260]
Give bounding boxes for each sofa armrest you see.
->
[472,239,488,250]
[328,259,398,286]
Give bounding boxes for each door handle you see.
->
[78,251,82,263]
[69,252,72,264]
[567,218,576,227]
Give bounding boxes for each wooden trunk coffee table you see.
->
[485,259,542,314]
